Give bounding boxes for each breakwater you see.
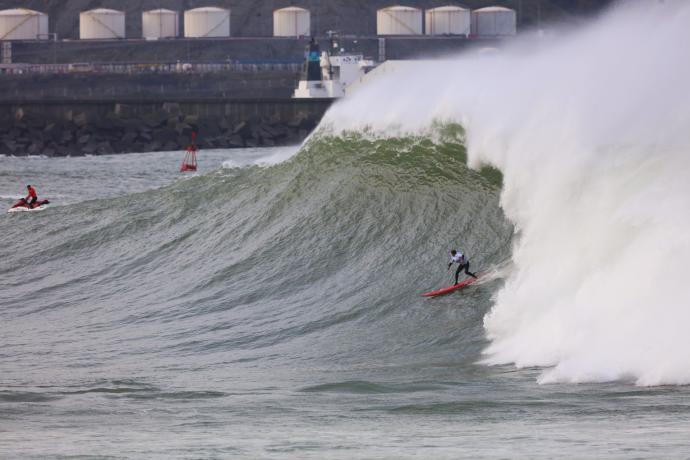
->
[0,98,332,156]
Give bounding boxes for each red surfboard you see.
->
[421,276,480,297]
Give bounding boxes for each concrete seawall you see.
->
[0,98,333,156]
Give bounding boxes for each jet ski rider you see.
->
[25,185,38,208]
[447,249,477,285]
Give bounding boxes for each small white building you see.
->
[80,8,125,39]
[273,7,310,37]
[377,6,423,35]
[142,9,179,39]
[471,6,517,37]
[0,8,49,40]
[184,7,230,38]
[425,6,471,36]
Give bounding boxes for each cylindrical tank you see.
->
[142,9,179,39]
[0,8,49,40]
[377,6,422,36]
[273,7,310,37]
[425,6,470,36]
[184,7,230,38]
[80,8,125,39]
[471,6,517,37]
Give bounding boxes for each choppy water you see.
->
[2,140,690,459]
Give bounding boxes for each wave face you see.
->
[322,1,690,385]
[1,142,511,385]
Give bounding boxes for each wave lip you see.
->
[321,1,690,385]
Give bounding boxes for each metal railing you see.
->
[0,61,301,75]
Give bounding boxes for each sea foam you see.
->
[321,1,690,385]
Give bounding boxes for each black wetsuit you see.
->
[450,253,478,284]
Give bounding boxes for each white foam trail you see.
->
[322,1,690,385]
[222,145,300,169]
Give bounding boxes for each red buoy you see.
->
[180,132,198,172]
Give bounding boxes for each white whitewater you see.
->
[322,1,690,385]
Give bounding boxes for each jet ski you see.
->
[7,198,51,213]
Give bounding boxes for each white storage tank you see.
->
[471,6,517,37]
[0,8,49,40]
[184,7,230,38]
[80,8,125,39]
[142,9,179,39]
[377,6,422,36]
[425,6,470,36]
[273,7,310,37]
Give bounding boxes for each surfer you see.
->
[447,249,477,285]
[25,185,38,208]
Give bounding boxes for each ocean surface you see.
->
[3,2,690,458]
[2,140,690,459]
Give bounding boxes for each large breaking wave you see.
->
[3,1,689,391]
[1,137,511,385]
[321,1,690,385]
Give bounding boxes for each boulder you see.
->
[138,131,153,142]
[60,131,74,144]
[228,135,245,148]
[2,139,17,154]
[233,121,250,136]
[146,141,162,151]
[131,142,146,153]
[287,115,304,129]
[43,123,62,142]
[166,116,182,128]
[121,132,138,145]
[96,141,114,155]
[56,146,72,157]
[141,113,167,129]
[152,127,178,144]
[27,141,44,155]
[73,112,88,127]
[174,122,192,136]
[200,119,221,137]
[197,139,212,149]
[183,114,199,127]
[102,112,127,130]
[162,141,179,151]
[82,142,98,154]
[24,116,47,130]
[27,129,45,143]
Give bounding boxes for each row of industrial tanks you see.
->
[0,5,516,41]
